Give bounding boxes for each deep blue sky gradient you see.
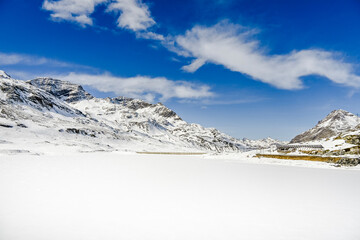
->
[1,0,360,140]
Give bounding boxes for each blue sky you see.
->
[1,0,360,140]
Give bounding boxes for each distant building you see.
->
[275,144,324,151]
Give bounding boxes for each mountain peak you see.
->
[0,70,11,79]
[291,109,360,143]
[327,109,352,117]
[319,109,358,125]
[28,77,93,103]
[331,109,348,113]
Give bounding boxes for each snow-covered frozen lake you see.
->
[1,152,359,240]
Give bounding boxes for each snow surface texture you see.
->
[0,152,359,240]
[0,71,283,153]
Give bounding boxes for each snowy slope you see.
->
[0,71,283,153]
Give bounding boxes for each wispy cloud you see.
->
[170,21,360,90]
[181,58,207,73]
[41,2,360,91]
[42,0,106,27]
[43,0,157,33]
[52,72,214,102]
[0,52,54,66]
[135,31,165,41]
[107,0,155,31]
[0,52,90,68]
[179,97,265,106]
[0,51,213,102]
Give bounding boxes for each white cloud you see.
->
[0,51,212,102]
[40,2,360,90]
[181,58,207,73]
[172,22,360,90]
[0,52,77,67]
[107,0,155,31]
[135,31,164,41]
[179,97,265,106]
[42,0,106,27]
[0,52,99,81]
[43,0,156,32]
[53,72,214,101]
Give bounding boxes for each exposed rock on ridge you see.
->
[28,77,93,102]
[0,76,84,116]
[0,70,11,79]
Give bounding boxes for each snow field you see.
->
[0,152,360,240]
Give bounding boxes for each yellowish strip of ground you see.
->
[137,152,206,155]
[256,154,342,163]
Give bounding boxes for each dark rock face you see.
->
[343,135,360,145]
[153,103,181,119]
[0,70,11,79]
[59,128,102,138]
[109,97,152,110]
[291,109,360,143]
[28,78,93,103]
[0,123,13,128]
[109,97,182,120]
[336,158,360,167]
[0,78,84,116]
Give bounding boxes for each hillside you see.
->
[291,109,360,143]
[0,71,282,154]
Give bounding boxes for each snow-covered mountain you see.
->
[0,71,282,153]
[29,77,93,103]
[241,137,284,149]
[0,70,11,79]
[291,109,360,143]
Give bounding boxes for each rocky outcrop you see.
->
[0,75,84,116]
[28,77,93,103]
[335,158,360,167]
[0,70,11,79]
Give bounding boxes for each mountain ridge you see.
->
[0,71,283,153]
[28,77,94,103]
[291,109,360,143]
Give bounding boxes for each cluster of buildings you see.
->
[273,144,324,151]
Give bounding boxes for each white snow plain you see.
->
[1,151,360,240]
